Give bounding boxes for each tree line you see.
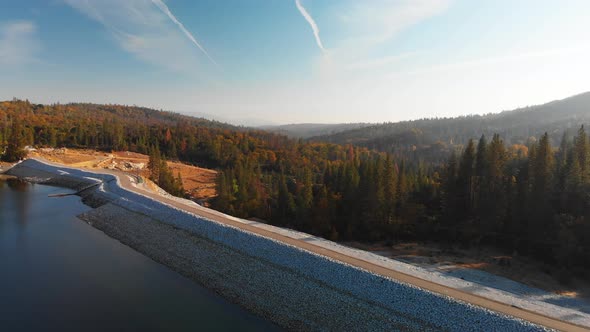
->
[443,128,590,271]
[313,92,590,164]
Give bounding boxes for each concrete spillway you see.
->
[5,159,554,331]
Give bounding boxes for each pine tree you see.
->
[148,145,161,183]
[295,167,314,229]
[556,131,570,212]
[473,135,488,213]
[381,155,397,224]
[277,173,295,224]
[396,161,408,216]
[2,118,26,162]
[483,133,507,232]
[310,185,332,237]
[565,153,583,215]
[532,133,554,196]
[487,133,507,189]
[557,132,569,170]
[357,158,381,239]
[441,152,459,230]
[574,125,589,183]
[475,135,488,177]
[531,133,555,238]
[176,172,185,197]
[457,139,476,215]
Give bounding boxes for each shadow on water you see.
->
[6,178,28,192]
[6,179,31,226]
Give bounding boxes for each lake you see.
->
[0,180,278,331]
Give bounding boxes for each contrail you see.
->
[151,0,218,66]
[295,0,325,52]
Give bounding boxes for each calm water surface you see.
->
[0,180,278,331]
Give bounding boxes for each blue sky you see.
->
[1,0,590,125]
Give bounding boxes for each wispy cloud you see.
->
[64,0,215,71]
[295,0,325,53]
[0,20,40,67]
[341,0,451,46]
[316,0,451,71]
[150,0,217,67]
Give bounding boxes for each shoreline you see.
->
[0,174,17,180]
[0,162,17,180]
[5,158,588,331]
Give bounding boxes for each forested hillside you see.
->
[443,130,590,271]
[260,123,371,139]
[312,92,590,163]
[1,98,589,273]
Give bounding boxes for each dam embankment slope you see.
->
[5,158,579,331]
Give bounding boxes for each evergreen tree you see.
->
[555,132,570,211]
[310,185,333,239]
[457,139,476,216]
[475,135,488,177]
[395,161,408,216]
[441,152,459,231]
[148,145,161,182]
[574,125,589,183]
[2,118,26,162]
[530,133,555,239]
[557,132,569,170]
[483,133,507,232]
[473,135,488,213]
[381,155,397,224]
[176,172,185,197]
[487,134,507,190]
[532,133,554,196]
[565,154,583,215]
[295,167,314,230]
[277,173,296,224]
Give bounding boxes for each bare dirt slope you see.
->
[29,148,217,201]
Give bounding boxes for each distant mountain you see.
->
[182,111,279,127]
[0,100,243,158]
[60,103,239,130]
[260,123,371,139]
[309,92,590,162]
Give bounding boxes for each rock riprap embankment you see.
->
[6,159,551,331]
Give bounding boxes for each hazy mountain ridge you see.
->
[60,103,240,130]
[308,92,590,158]
[260,123,372,139]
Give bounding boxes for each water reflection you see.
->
[6,178,28,191]
[6,179,31,226]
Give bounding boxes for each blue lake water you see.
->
[0,180,278,331]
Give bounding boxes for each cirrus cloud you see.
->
[63,0,216,72]
[0,20,40,67]
[307,0,452,72]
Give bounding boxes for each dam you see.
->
[4,158,578,331]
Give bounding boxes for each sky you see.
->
[1,0,590,125]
